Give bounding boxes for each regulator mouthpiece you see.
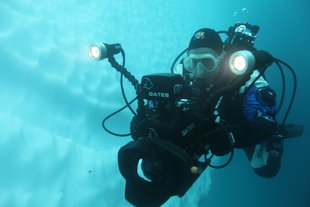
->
[229,50,255,75]
[89,42,122,60]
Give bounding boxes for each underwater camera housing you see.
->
[141,73,184,101]
[120,74,211,206]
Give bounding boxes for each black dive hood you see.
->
[118,137,207,207]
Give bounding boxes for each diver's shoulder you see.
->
[239,70,269,94]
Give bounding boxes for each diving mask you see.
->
[183,48,222,79]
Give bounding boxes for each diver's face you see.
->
[183,48,222,80]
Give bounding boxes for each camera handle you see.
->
[107,55,147,118]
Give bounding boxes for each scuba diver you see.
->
[89,22,303,207]
[171,27,282,178]
[132,27,284,179]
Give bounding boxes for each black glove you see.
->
[130,116,159,140]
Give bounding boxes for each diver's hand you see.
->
[130,116,158,140]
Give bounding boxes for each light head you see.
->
[229,50,255,75]
[89,43,107,60]
[89,42,122,60]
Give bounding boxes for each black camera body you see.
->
[141,73,184,101]
[118,73,216,207]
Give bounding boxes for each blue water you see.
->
[0,0,309,206]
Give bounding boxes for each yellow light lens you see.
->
[89,46,100,59]
[229,50,255,75]
[232,55,246,72]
